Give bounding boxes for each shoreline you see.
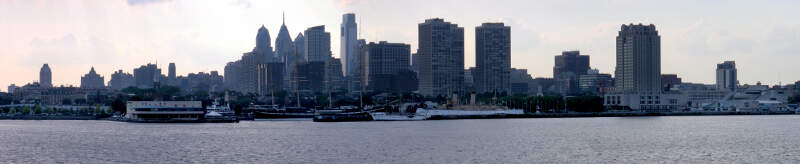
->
[0,111,797,121]
[426,111,798,120]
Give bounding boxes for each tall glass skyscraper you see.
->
[340,13,359,92]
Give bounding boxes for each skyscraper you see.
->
[716,61,737,91]
[80,67,105,89]
[614,24,661,93]
[40,63,52,88]
[133,63,161,88]
[326,57,344,92]
[224,25,281,94]
[340,13,358,81]
[293,33,306,63]
[553,51,590,95]
[255,25,276,61]
[474,22,511,94]
[168,63,176,85]
[417,18,465,97]
[304,25,331,62]
[275,13,294,63]
[363,41,411,92]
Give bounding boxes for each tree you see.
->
[21,106,31,115]
[93,105,103,115]
[8,108,16,115]
[33,104,43,114]
[111,98,126,114]
[47,108,56,115]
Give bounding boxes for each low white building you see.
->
[126,101,204,122]
[604,92,687,112]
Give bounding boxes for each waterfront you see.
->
[2,116,800,163]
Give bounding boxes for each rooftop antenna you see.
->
[282,11,285,25]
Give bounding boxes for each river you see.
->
[1,115,799,163]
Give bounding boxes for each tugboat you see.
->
[205,101,238,123]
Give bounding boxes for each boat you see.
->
[251,105,315,119]
[313,107,373,122]
[205,102,238,123]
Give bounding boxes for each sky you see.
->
[1,0,799,92]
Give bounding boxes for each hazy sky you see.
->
[1,0,799,92]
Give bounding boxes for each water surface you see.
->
[1,115,799,163]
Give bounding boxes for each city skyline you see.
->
[2,0,800,92]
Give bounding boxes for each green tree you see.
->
[47,108,56,114]
[21,106,31,115]
[8,108,16,115]
[33,104,43,114]
[93,105,102,115]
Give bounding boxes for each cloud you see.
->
[127,0,172,6]
[332,0,366,8]
[230,0,251,8]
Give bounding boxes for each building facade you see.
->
[363,41,412,92]
[109,70,135,90]
[579,69,613,95]
[224,26,277,94]
[716,61,737,91]
[340,13,359,85]
[80,67,105,89]
[304,25,331,63]
[554,51,590,95]
[614,24,661,93]
[133,64,162,88]
[40,64,52,88]
[417,18,465,97]
[474,23,511,94]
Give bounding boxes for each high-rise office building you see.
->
[294,33,306,63]
[168,63,176,80]
[363,41,411,92]
[133,63,161,88]
[275,14,294,64]
[417,18,465,96]
[224,26,277,93]
[579,69,613,95]
[40,63,52,88]
[605,24,681,112]
[553,51,590,95]
[326,57,344,91]
[254,25,276,62]
[80,67,105,89]
[167,63,176,86]
[614,24,661,93]
[340,13,359,82]
[474,22,511,94]
[304,25,331,62]
[257,62,284,95]
[348,39,367,93]
[716,61,737,91]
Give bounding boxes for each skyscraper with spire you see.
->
[275,12,295,91]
